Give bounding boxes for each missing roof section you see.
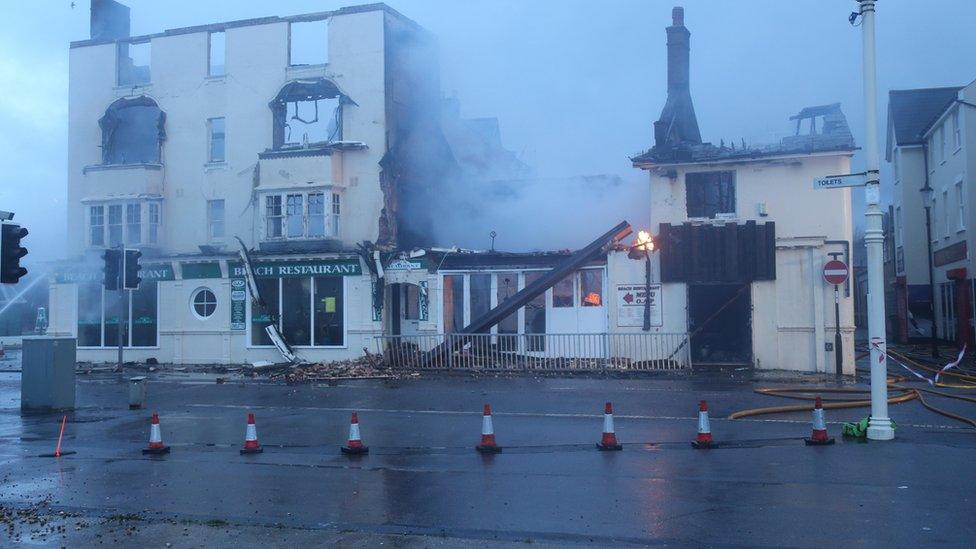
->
[289,19,328,66]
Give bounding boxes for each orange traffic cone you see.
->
[240,413,263,454]
[804,396,835,446]
[341,412,369,455]
[596,401,622,451]
[691,400,715,449]
[476,403,501,453]
[142,412,171,455]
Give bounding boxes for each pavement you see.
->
[1,348,975,547]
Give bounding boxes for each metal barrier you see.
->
[374,332,691,371]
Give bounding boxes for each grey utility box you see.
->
[21,337,77,411]
[129,376,147,409]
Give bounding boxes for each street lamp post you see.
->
[858,0,895,440]
[921,184,940,358]
[629,230,655,331]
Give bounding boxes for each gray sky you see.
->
[2,0,975,261]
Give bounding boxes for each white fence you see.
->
[374,332,691,371]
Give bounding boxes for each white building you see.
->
[921,79,976,348]
[49,1,446,364]
[628,7,856,373]
[885,86,962,342]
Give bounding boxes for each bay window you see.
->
[262,190,340,240]
[86,200,161,248]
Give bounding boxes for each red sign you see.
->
[823,260,849,285]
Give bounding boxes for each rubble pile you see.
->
[250,349,409,383]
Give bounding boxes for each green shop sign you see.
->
[229,258,362,278]
[55,262,175,284]
[181,262,222,279]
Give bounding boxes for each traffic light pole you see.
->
[117,244,124,372]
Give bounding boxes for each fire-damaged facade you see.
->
[49,1,458,364]
[630,7,857,373]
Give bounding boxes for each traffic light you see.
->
[102,248,121,291]
[124,249,142,290]
[0,223,28,284]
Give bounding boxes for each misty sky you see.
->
[2,0,975,261]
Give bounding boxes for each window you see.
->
[686,171,735,218]
[952,109,961,151]
[943,189,950,237]
[523,272,546,351]
[208,31,225,76]
[99,97,164,165]
[263,191,339,240]
[76,281,158,348]
[265,195,283,238]
[893,150,900,184]
[148,203,160,244]
[956,180,966,231]
[496,272,518,335]
[289,20,328,66]
[331,192,341,236]
[553,275,574,307]
[208,117,225,162]
[402,284,420,321]
[118,40,150,86]
[580,270,603,307]
[250,276,345,347]
[307,192,325,237]
[470,274,492,332]
[108,204,123,247]
[89,206,105,247]
[895,206,903,247]
[192,288,217,318]
[286,194,304,238]
[126,203,141,245]
[270,78,344,149]
[207,199,225,240]
[443,275,464,333]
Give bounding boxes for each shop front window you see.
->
[250,278,279,346]
[250,276,345,347]
[281,277,312,346]
[523,271,546,351]
[76,281,157,348]
[470,274,491,333]
[443,275,464,333]
[314,277,343,346]
[580,270,603,307]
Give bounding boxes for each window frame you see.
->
[952,109,961,152]
[956,179,966,232]
[685,170,737,219]
[117,40,151,87]
[89,205,105,247]
[288,19,329,67]
[207,199,225,241]
[191,287,218,320]
[246,275,347,348]
[208,117,226,163]
[87,200,161,248]
[943,189,950,238]
[261,190,340,241]
[76,281,160,349]
[208,31,226,77]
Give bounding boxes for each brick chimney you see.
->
[654,6,701,149]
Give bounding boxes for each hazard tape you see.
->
[935,344,966,383]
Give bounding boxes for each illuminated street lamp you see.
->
[629,230,656,331]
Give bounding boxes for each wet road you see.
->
[0,358,974,546]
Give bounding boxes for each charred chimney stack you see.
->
[653,6,701,149]
[90,0,130,41]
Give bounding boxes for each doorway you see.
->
[688,283,751,365]
[387,283,421,337]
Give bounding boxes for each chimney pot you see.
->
[672,6,684,26]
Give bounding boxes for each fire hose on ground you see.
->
[728,348,976,429]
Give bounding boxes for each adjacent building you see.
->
[630,7,856,373]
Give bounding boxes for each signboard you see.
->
[823,259,849,285]
[387,259,424,271]
[181,262,221,279]
[55,262,175,284]
[229,258,361,278]
[616,284,662,327]
[934,240,967,267]
[230,277,247,331]
[813,173,865,189]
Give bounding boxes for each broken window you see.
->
[117,40,150,86]
[307,192,325,238]
[686,171,735,219]
[265,195,283,238]
[580,270,603,307]
[553,275,574,307]
[208,117,225,162]
[523,271,546,351]
[470,274,492,333]
[496,272,518,335]
[443,275,465,333]
[289,20,328,66]
[269,79,346,149]
[99,96,165,165]
[263,191,338,240]
[286,194,304,237]
[208,31,225,76]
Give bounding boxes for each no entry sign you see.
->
[823,260,849,285]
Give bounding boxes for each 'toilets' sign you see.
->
[813,173,866,190]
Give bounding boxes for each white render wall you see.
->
[67,9,389,256]
[889,145,931,284]
[636,153,856,373]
